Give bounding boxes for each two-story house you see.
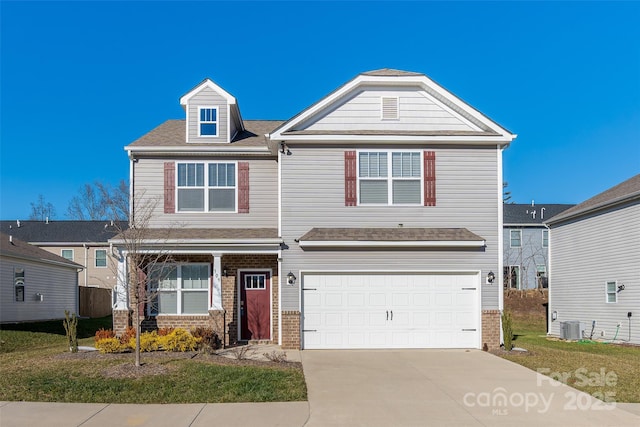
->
[503,203,573,289]
[113,69,516,350]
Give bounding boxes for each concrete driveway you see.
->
[301,349,640,427]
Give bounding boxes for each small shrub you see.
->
[129,331,159,352]
[191,327,221,352]
[158,327,175,336]
[263,351,288,363]
[230,345,254,360]
[158,328,200,352]
[502,310,514,351]
[119,326,136,345]
[94,328,116,344]
[95,337,123,354]
[63,310,78,353]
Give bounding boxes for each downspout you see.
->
[83,243,88,287]
[129,153,135,225]
[497,144,505,346]
[545,223,552,336]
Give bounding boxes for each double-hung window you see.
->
[542,230,549,247]
[510,230,522,248]
[177,162,236,212]
[199,107,218,136]
[606,281,617,303]
[95,249,107,267]
[358,151,421,205]
[14,268,25,302]
[150,264,209,315]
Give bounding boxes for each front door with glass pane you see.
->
[240,271,271,340]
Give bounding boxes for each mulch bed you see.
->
[53,351,302,379]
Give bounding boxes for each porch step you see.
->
[245,340,272,345]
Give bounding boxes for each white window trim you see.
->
[510,229,522,248]
[176,161,238,213]
[605,281,618,304]
[381,96,399,120]
[61,249,74,261]
[356,149,424,206]
[149,263,211,316]
[542,229,549,248]
[198,106,219,137]
[95,249,107,268]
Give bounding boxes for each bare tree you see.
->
[67,180,129,220]
[106,191,175,367]
[29,194,56,220]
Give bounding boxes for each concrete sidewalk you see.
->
[0,401,309,427]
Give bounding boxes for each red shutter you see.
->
[238,162,250,213]
[345,151,357,206]
[164,162,175,213]
[424,151,436,206]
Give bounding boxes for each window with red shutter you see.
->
[345,151,357,206]
[423,151,436,206]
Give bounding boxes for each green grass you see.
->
[0,317,307,403]
[502,316,640,403]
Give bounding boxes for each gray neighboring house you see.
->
[546,174,640,344]
[114,69,516,350]
[503,203,574,289]
[1,233,82,323]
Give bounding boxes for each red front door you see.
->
[240,271,271,340]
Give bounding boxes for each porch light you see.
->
[287,271,297,285]
[487,271,495,284]
[223,266,228,277]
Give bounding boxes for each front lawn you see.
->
[0,317,307,403]
[501,317,640,403]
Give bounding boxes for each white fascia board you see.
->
[2,253,83,270]
[299,240,486,249]
[111,239,282,248]
[179,78,236,106]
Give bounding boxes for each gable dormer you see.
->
[179,78,244,143]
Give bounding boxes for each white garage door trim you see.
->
[301,270,481,350]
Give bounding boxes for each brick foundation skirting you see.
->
[482,309,501,350]
[281,311,301,349]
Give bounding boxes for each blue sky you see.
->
[1,1,639,220]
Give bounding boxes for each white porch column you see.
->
[211,253,223,310]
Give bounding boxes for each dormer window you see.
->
[199,107,218,137]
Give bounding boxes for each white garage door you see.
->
[302,273,480,349]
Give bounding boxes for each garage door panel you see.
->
[302,273,480,349]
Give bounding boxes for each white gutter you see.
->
[109,238,282,246]
[275,135,514,144]
[125,146,271,154]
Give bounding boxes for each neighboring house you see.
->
[113,69,516,350]
[0,220,126,289]
[546,174,640,344]
[503,203,573,289]
[1,233,82,323]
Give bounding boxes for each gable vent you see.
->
[381,97,399,120]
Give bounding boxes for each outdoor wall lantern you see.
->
[280,142,291,155]
[287,271,297,285]
[223,266,228,277]
[487,271,495,284]
[552,311,558,321]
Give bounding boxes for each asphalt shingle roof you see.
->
[503,204,575,225]
[546,174,640,224]
[0,233,83,268]
[299,227,484,242]
[0,221,127,244]
[111,228,279,242]
[128,120,284,148]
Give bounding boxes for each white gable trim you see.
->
[270,73,516,142]
[180,78,236,106]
